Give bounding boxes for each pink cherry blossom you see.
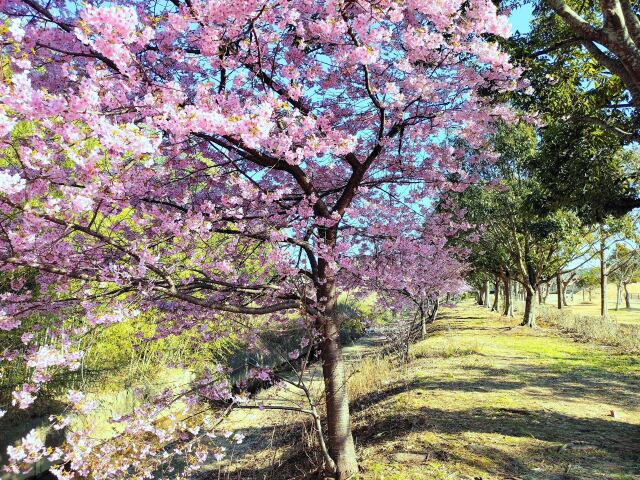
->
[0,0,519,476]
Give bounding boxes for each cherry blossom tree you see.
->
[0,0,521,477]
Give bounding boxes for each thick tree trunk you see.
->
[562,282,569,306]
[521,285,537,327]
[600,236,608,317]
[624,282,631,309]
[483,280,490,308]
[491,278,499,312]
[477,288,484,306]
[502,277,511,317]
[318,279,358,479]
[556,273,562,310]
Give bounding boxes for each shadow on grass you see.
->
[208,307,640,479]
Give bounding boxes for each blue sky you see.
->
[509,3,534,35]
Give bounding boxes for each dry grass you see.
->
[411,337,482,360]
[539,305,640,352]
[347,355,396,402]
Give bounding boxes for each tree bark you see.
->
[615,282,622,311]
[522,284,537,327]
[491,278,499,311]
[317,277,358,479]
[600,234,608,317]
[624,282,632,308]
[556,273,562,309]
[477,288,484,306]
[537,285,543,304]
[483,280,490,308]
[509,280,515,317]
[420,301,428,339]
[502,276,511,317]
[562,281,569,306]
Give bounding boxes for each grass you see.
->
[349,304,640,480]
[213,301,640,480]
[548,281,640,326]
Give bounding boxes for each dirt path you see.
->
[202,304,640,479]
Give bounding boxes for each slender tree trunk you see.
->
[430,297,440,324]
[491,278,499,312]
[537,285,543,304]
[562,281,569,306]
[317,277,358,479]
[477,288,484,306]
[600,235,608,317]
[556,273,562,309]
[420,301,427,339]
[502,277,511,317]
[522,284,537,327]
[615,283,622,311]
[508,281,515,317]
[624,282,631,309]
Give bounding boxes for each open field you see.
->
[209,302,640,479]
[523,282,640,326]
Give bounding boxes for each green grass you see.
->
[210,301,640,480]
[351,302,640,480]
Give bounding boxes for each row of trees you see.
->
[462,120,640,325]
[462,0,640,324]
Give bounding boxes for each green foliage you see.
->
[500,2,640,221]
[576,267,600,290]
[455,122,588,292]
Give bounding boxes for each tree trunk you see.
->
[502,277,511,317]
[556,273,562,310]
[483,280,490,308]
[432,297,440,323]
[562,281,569,306]
[477,288,484,306]
[420,301,428,339]
[317,279,358,479]
[521,285,537,327]
[508,281,515,317]
[491,278,499,312]
[600,235,608,317]
[537,285,543,304]
[624,282,631,309]
[615,283,622,311]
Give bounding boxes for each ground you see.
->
[212,302,640,480]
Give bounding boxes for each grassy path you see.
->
[209,303,640,479]
[354,303,640,480]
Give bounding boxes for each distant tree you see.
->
[609,243,640,309]
[576,268,600,302]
